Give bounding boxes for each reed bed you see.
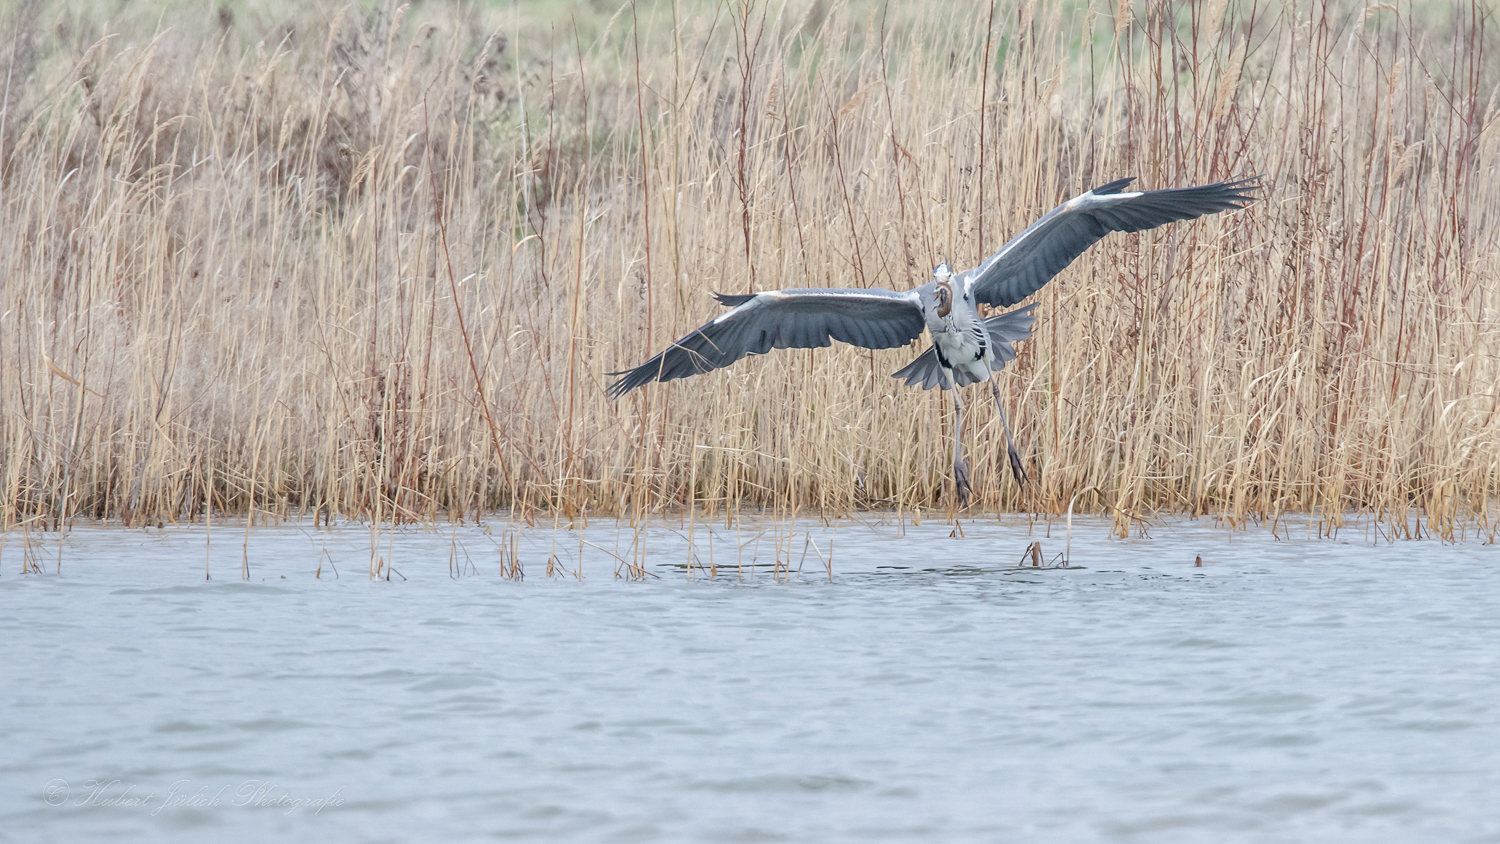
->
[2,0,1497,538]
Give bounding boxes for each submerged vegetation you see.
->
[1,0,1497,537]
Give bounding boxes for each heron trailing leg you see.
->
[989,379,1028,486]
[951,387,972,507]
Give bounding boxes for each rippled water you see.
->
[2,516,1498,843]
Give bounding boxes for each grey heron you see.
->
[608,176,1258,506]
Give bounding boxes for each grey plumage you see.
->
[606,175,1259,502]
[965,177,1259,309]
[891,304,1038,390]
[604,288,925,399]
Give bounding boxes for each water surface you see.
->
[2,516,1497,842]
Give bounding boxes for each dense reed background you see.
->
[2,0,1497,536]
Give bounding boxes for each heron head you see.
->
[934,280,953,318]
[932,260,955,316]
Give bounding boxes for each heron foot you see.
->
[1007,445,1029,487]
[954,457,972,507]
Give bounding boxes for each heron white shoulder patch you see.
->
[1088,191,1143,205]
[712,295,766,325]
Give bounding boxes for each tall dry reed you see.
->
[1,0,1497,539]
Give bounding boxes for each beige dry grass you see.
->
[1,0,1497,539]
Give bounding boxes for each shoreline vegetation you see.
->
[1,0,1497,540]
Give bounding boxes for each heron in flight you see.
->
[608,176,1258,505]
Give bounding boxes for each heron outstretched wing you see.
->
[607,287,925,398]
[964,176,1259,309]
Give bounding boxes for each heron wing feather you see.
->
[607,288,924,398]
[965,177,1258,309]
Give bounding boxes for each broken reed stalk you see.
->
[0,0,1495,536]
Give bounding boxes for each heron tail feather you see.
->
[985,303,1038,370]
[890,347,950,391]
[890,304,1039,390]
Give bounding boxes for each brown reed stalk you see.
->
[0,0,1494,534]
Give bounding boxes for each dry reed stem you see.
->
[0,0,1497,539]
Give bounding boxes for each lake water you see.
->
[2,515,1498,843]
